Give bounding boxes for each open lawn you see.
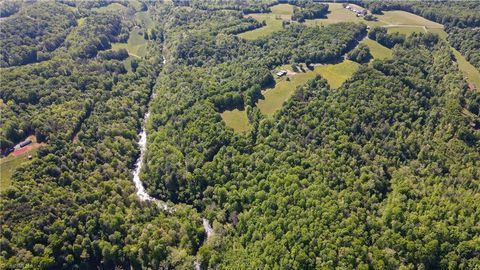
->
[386,26,426,35]
[258,60,359,116]
[220,109,251,133]
[362,38,392,60]
[238,4,293,40]
[0,138,42,191]
[112,28,148,57]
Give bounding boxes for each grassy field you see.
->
[112,28,148,57]
[220,109,251,133]
[238,4,293,40]
[94,3,127,13]
[305,3,384,27]
[378,11,443,29]
[0,140,42,191]
[362,38,392,60]
[386,26,426,35]
[257,60,359,116]
[314,60,360,88]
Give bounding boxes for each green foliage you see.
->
[364,0,480,28]
[368,26,405,48]
[66,14,123,59]
[347,43,372,63]
[447,27,480,70]
[291,3,328,22]
[0,2,76,67]
[1,2,479,270]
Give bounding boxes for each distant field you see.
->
[94,3,127,13]
[362,38,392,60]
[305,3,385,27]
[378,11,443,29]
[112,28,147,57]
[257,60,359,116]
[0,139,42,191]
[386,26,425,35]
[238,4,293,40]
[221,109,251,133]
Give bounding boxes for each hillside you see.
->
[1,1,479,269]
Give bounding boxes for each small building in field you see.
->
[15,138,32,149]
[276,70,287,77]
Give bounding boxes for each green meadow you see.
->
[362,38,392,60]
[238,4,294,40]
[112,28,148,58]
[220,109,251,133]
[257,60,360,117]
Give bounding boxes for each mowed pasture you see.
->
[238,4,294,40]
[257,60,360,117]
[221,109,251,133]
[362,38,392,60]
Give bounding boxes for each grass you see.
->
[386,26,425,35]
[314,60,360,89]
[304,3,385,27]
[0,139,42,191]
[238,4,294,40]
[377,11,443,29]
[221,109,251,133]
[112,28,148,57]
[257,60,360,116]
[94,3,127,13]
[362,38,392,60]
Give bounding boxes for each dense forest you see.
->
[1,0,479,269]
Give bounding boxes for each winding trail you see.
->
[132,55,213,269]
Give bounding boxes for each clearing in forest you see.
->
[378,11,443,29]
[258,60,360,117]
[0,137,43,191]
[304,3,384,27]
[94,3,127,13]
[362,38,392,60]
[112,28,148,57]
[238,4,294,40]
[221,109,251,134]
